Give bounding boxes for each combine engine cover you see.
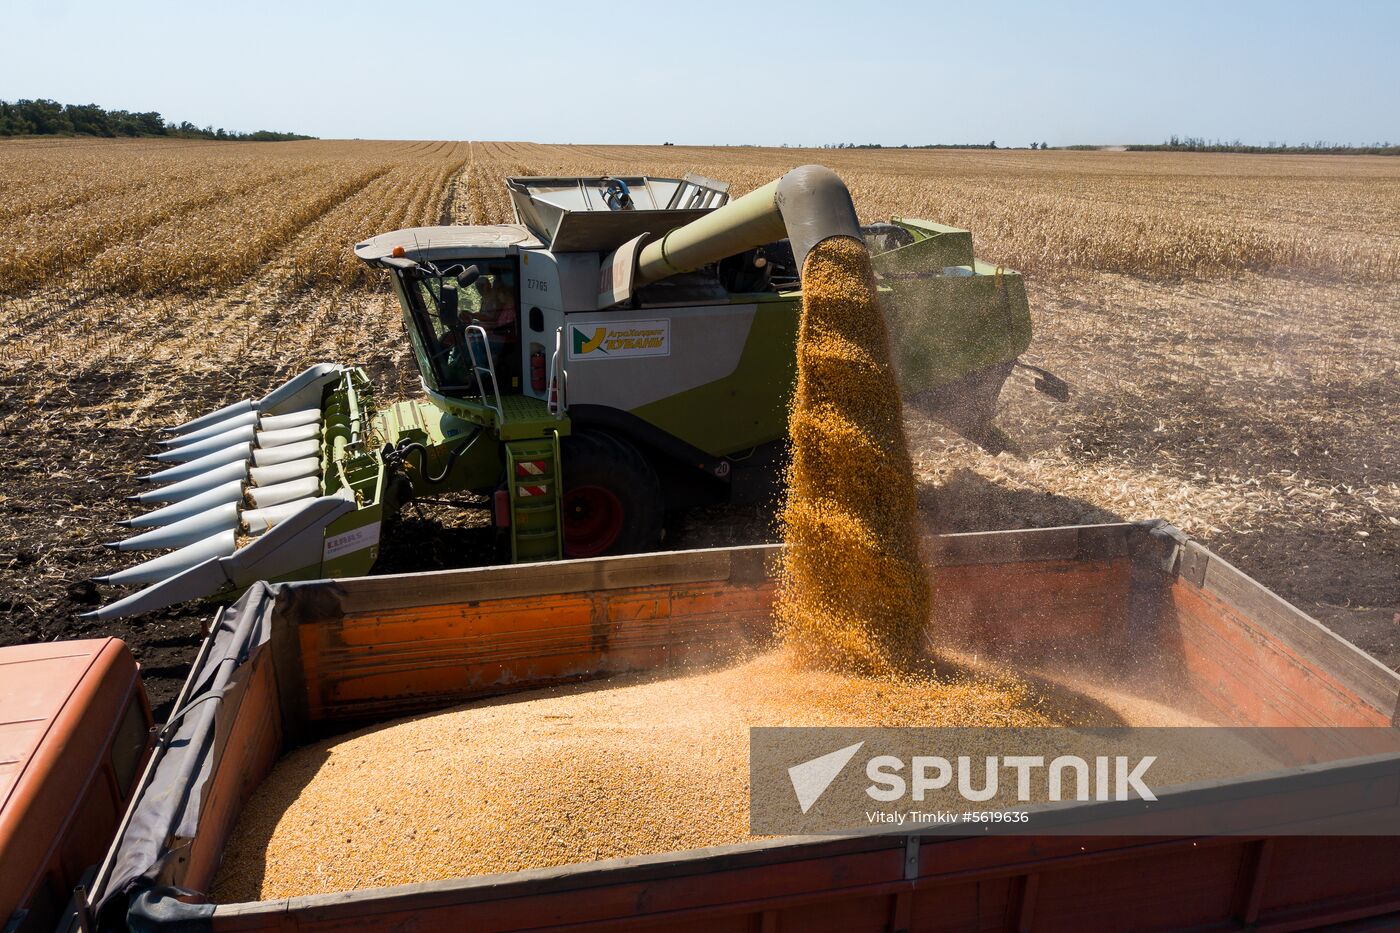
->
[89,365,386,620]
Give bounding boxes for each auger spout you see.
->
[631,164,862,287]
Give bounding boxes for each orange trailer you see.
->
[45,523,1400,929]
[1,639,152,933]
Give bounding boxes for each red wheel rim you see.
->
[563,485,625,557]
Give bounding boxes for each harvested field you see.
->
[1,139,1396,714]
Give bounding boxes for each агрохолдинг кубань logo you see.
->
[569,320,670,359]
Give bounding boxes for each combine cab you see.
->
[91,166,1038,619]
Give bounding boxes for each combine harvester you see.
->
[90,166,1047,619]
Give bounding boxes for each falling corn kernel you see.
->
[775,236,931,674]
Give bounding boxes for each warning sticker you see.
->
[568,320,670,360]
[323,521,381,561]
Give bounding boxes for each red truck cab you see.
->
[1,639,152,933]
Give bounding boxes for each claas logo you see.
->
[572,326,608,355]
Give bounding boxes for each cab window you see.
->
[406,261,517,391]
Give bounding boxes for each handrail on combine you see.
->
[546,325,567,419]
[463,324,506,426]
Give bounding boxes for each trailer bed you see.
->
[87,521,1400,932]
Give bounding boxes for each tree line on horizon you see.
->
[0,98,313,141]
[812,137,1397,154]
[1129,135,1398,156]
[815,141,1052,150]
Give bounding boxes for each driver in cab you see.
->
[474,277,518,375]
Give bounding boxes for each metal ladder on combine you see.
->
[463,324,506,425]
[504,430,563,561]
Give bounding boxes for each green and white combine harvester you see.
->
[90,165,1051,619]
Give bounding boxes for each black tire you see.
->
[560,430,663,558]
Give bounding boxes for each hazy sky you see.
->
[4,0,1397,146]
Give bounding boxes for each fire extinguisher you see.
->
[530,349,546,392]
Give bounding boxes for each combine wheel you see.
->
[560,431,662,558]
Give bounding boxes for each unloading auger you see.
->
[90,166,1041,619]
